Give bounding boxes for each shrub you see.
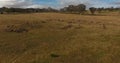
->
[50,53,60,58]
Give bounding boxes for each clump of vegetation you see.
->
[50,53,60,58]
[5,24,28,33]
[74,25,84,29]
[61,24,73,30]
[41,21,46,23]
[3,21,44,33]
[22,21,43,29]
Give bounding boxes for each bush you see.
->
[50,53,60,58]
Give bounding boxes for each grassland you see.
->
[0,13,120,63]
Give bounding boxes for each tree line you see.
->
[0,4,120,14]
[0,7,58,14]
[60,4,120,14]
[89,7,120,14]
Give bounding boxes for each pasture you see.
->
[0,13,120,63]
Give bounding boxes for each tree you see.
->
[67,5,76,13]
[89,7,96,15]
[1,7,8,14]
[97,8,103,13]
[76,4,86,14]
[60,7,68,12]
[60,4,86,14]
[109,7,114,11]
[0,8,3,14]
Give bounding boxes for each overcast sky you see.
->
[0,0,120,8]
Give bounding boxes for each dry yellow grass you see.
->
[0,13,120,63]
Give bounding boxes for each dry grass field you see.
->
[0,13,120,63]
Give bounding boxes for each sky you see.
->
[0,0,120,9]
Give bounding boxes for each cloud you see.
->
[0,0,53,8]
[57,0,93,8]
[111,1,120,6]
[0,0,32,8]
[26,4,48,8]
[0,0,120,8]
[58,0,120,8]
